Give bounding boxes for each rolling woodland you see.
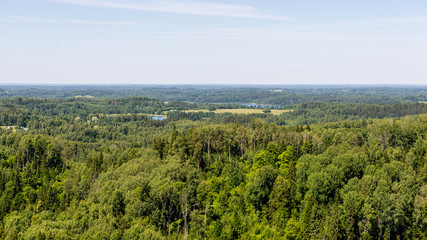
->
[0,86,426,239]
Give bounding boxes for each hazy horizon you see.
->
[1,83,426,88]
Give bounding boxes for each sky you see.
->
[0,0,426,85]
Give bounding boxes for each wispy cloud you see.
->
[46,0,289,20]
[125,22,427,42]
[125,28,348,42]
[0,16,138,25]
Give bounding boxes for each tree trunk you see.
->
[177,209,181,236]
[25,147,29,171]
[228,144,231,162]
[183,203,188,240]
[208,138,211,166]
[240,140,244,159]
[204,203,209,240]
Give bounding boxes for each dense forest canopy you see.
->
[0,85,426,239]
[1,85,426,105]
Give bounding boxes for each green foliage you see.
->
[0,92,426,239]
[246,165,278,211]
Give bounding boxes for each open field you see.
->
[184,109,292,115]
[105,113,167,118]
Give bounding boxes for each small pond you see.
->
[151,116,167,120]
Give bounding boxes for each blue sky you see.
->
[1,0,426,85]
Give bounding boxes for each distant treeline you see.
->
[280,102,427,125]
[1,85,426,105]
[167,111,215,121]
[1,97,426,128]
[165,102,427,126]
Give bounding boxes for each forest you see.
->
[1,85,426,105]
[0,86,426,239]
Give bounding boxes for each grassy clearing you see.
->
[105,113,167,118]
[184,109,292,115]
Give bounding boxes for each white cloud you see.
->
[46,0,289,20]
[0,16,138,25]
[127,28,343,41]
